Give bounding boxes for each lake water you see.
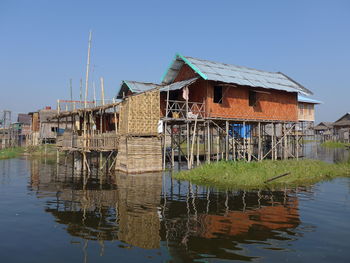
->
[0,144,349,262]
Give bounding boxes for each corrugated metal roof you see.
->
[298,95,322,104]
[160,77,198,92]
[117,78,198,98]
[123,80,162,93]
[162,53,313,96]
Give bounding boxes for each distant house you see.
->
[333,113,350,142]
[297,95,321,137]
[17,113,32,146]
[29,107,69,145]
[314,122,333,135]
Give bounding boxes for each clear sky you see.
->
[0,0,349,122]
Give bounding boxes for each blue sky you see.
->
[0,0,349,122]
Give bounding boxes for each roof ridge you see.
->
[182,55,280,75]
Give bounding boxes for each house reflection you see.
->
[29,159,162,249]
[160,183,301,261]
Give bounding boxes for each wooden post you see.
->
[178,125,182,168]
[243,122,246,161]
[207,122,210,163]
[189,117,198,168]
[296,122,299,160]
[258,122,262,161]
[187,122,190,169]
[283,123,287,160]
[216,130,219,162]
[196,126,200,166]
[163,121,168,170]
[232,124,236,161]
[225,121,229,161]
[171,124,174,167]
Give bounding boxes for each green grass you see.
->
[321,141,350,148]
[173,159,350,190]
[0,147,25,160]
[0,145,59,160]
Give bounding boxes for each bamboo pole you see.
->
[100,77,105,106]
[84,31,92,109]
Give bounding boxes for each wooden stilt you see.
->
[207,122,210,164]
[225,121,229,161]
[163,121,168,170]
[258,122,262,161]
[283,123,287,160]
[196,126,200,166]
[171,124,174,167]
[187,122,190,169]
[296,123,299,160]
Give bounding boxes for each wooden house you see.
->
[314,122,333,135]
[118,54,313,123]
[29,107,71,145]
[297,95,321,137]
[115,54,315,166]
[333,113,350,142]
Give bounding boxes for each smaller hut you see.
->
[333,113,350,143]
[29,107,70,145]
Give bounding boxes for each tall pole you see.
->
[80,78,83,102]
[84,30,92,108]
[70,78,73,102]
[100,77,105,105]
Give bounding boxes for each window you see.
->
[249,91,257,106]
[213,86,223,104]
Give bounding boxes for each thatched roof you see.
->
[333,113,350,127]
[314,122,333,130]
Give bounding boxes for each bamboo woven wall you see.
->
[115,136,162,173]
[119,90,160,135]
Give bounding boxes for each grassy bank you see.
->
[321,141,350,148]
[0,147,25,160]
[0,145,58,160]
[174,159,350,190]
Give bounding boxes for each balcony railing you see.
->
[57,132,118,151]
[166,100,205,119]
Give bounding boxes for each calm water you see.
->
[0,145,349,262]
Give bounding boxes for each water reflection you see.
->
[28,158,310,261]
[303,142,350,163]
[160,180,303,261]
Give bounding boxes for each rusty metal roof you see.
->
[162,53,313,96]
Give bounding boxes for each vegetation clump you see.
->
[0,147,25,160]
[174,159,350,190]
[0,145,58,160]
[321,141,350,148]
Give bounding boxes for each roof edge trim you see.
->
[177,53,208,80]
